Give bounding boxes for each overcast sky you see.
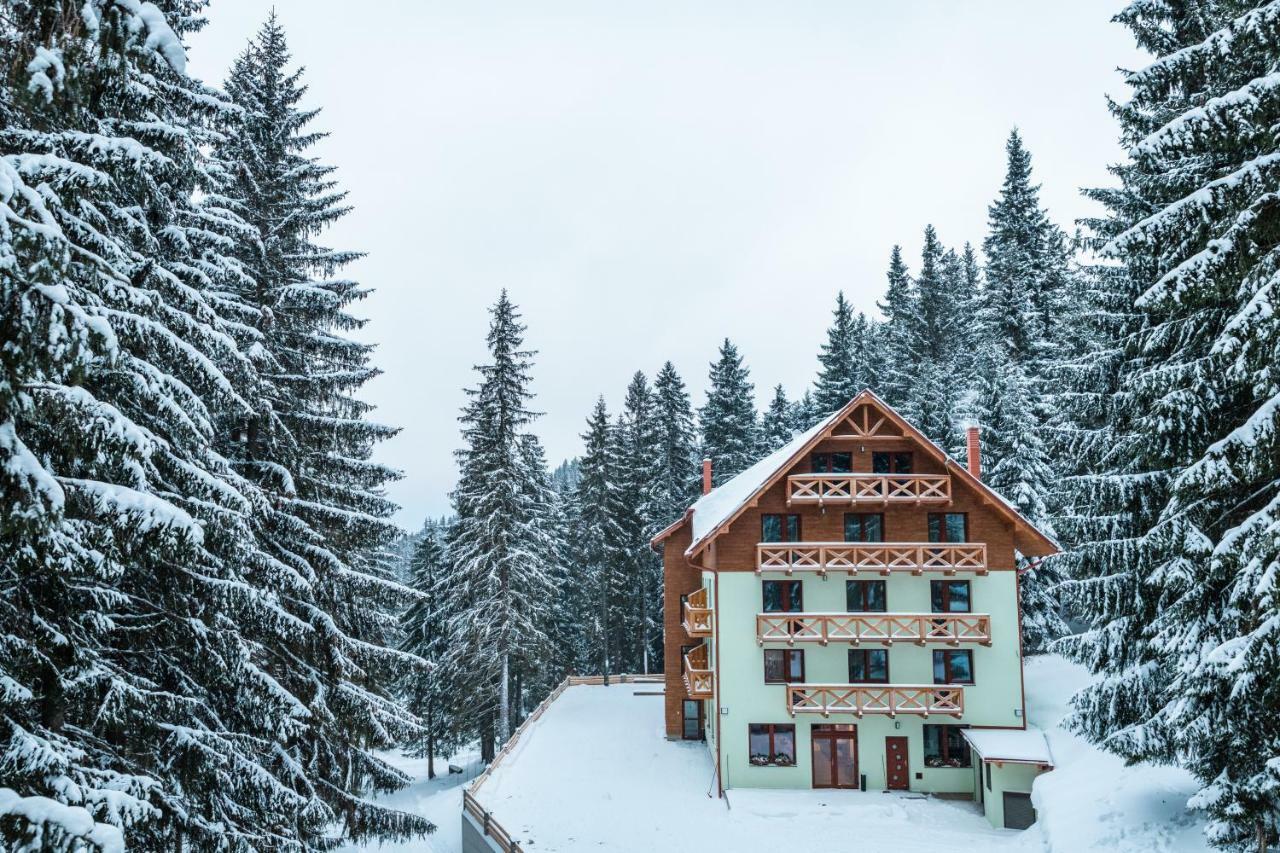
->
[186,1,1145,528]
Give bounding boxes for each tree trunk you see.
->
[498,653,510,742]
[426,718,436,780]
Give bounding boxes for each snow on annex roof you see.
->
[961,727,1054,766]
[656,389,1059,559]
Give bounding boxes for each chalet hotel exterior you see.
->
[653,391,1057,830]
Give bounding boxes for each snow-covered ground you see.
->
[351,655,1212,852]
[340,749,483,853]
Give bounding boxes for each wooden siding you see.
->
[662,522,703,737]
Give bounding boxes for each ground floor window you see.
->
[748,723,796,767]
[923,724,971,768]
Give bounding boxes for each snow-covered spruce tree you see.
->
[614,372,664,672]
[399,521,460,780]
[440,291,557,751]
[790,389,821,433]
[650,361,700,527]
[904,226,964,450]
[760,385,796,451]
[876,245,918,411]
[814,291,871,414]
[1058,3,1280,849]
[699,339,759,484]
[2,3,430,849]
[571,398,628,680]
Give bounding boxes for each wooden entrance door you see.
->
[886,736,909,790]
[811,725,858,789]
[681,700,703,740]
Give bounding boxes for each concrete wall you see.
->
[461,811,505,853]
[715,569,1024,794]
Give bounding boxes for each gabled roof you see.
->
[650,390,1059,559]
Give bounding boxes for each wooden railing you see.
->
[786,684,965,718]
[756,542,987,576]
[465,672,663,852]
[682,586,713,637]
[786,474,951,506]
[683,644,713,699]
[756,612,991,646]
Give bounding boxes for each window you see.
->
[928,512,968,543]
[811,451,852,473]
[923,724,971,768]
[762,580,803,613]
[933,649,975,684]
[872,451,913,473]
[763,649,805,684]
[846,579,887,612]
[848,648,889,683]
[761,513,802,543]
[844,513,884,542]
[748,724,796,767]
[985,761,992,790]
[931,580,971,613]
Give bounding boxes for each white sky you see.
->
[185,1,1145,527]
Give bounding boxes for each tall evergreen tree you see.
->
[760,385,796,451]
[814,292,871,414]
[906,226,964,450]
[613,373,663,672]
[877,246,917,409]
[1058,3,1280,849]
[699,339,758,484]
[440,292,557,752]
[650,362,699,527]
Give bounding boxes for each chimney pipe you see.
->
[702,458,713,495]
[966,426,981,480]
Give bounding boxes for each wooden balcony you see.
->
[786,474,951,506]
[786,684,964,719]
[756,542,987,576]
[756,613,991,646]
[682,587,713,637]
[683,644,713,699]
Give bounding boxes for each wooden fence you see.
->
[462,673,663,852]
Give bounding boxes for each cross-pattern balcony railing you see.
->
[683,644,713,699]
[756,613,991,646]
[682,587,713,637]
[756,542,988,576]
[786,474,951,506]
[786,684,964,718]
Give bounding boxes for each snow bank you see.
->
[0,788,124,853]
[1020,655,1211,853]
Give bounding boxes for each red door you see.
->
[886,736,909,790]
[812,725,858,789]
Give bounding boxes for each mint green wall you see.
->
[711,570,1025,794]
[977,758,1043,827]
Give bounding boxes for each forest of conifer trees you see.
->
[2,1,1278,851]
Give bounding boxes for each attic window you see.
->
[811,452,852,473]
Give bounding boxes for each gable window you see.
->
[923,724,971,768]
[848,648,889,683]
[748,723,796,767]
[763,649,805,684]
[844,513,884,542]
[872,451,913,474]
[763,580,803,613]
[933,649,975,684]
[811,451,852,473]
[928,512,968,543]
[761,513,802,543]
[846,579,887,612]
[931,580,971,613]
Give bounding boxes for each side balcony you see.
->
[756,612,992,646]
[682,644,713,700]
[757,542,988,576]
[681,587,713,637]
[786,473,950,506]
[786,684,964,719]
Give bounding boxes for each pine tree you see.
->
[440,292,558,753]
[650,362,699,527]
[699,339,759,484]
[760,385,796,451]
[399,521,459,780]
[1057,3,1280,848]
[814,292,870,414]
[877,246,917,409]
[906,226,964,450]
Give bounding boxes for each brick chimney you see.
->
[702,458,713,495]
[966,426,981,480]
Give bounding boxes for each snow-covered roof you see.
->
[686,408,846,552]
[961,727,1053,765]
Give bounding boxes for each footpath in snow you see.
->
[352,655,1211,853]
